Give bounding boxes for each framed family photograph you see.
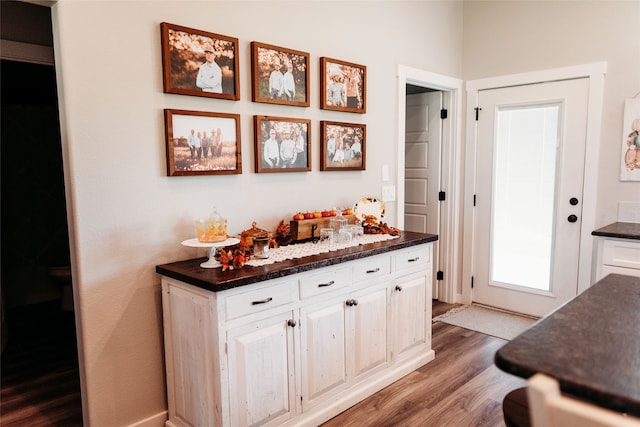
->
[251,42,310,107]
[160,22,240,100]
[320,121,366,171]
[254,115,311,173]
[164,109,242,176]
[320,57,366,113]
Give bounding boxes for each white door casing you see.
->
[396,65,463,304]
[462,63,607,309]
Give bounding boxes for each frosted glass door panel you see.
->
[492,105,560,291]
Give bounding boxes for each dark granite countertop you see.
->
[495,273,640,417]
[592,222,640,240]
[156,231,438,293]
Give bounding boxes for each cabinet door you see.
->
[227,311,298,427]
[163,284,219,427]
[348,285,390,381]
[392,273,428,361]
[299,298,347,409]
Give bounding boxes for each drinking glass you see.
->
[320,228,335,247]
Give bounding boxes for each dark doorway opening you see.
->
[1,4,82,422]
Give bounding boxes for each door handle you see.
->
[567,214,578,223]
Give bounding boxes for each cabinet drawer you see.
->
[299,267,351,299]
[225,281,296,320]
[353,254,391,282]
[602,239,640,270]
[394,245,430,273]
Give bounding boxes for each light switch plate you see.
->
[382,185,396,202]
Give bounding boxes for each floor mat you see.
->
[432,303,538,340]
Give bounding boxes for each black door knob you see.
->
[570,197,579,206]
[568,214,578,223]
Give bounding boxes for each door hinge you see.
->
[473,194,476,206]
[438,191,446,201]
[436,271,444,281]
[440,108,448,119]
[471,276,474,289]
[475,107,482,120]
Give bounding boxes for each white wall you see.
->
[462,0,640,227]
[51,1,463,425]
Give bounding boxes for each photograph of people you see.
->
[321,121,365,171]
[196,44,222,93]
[165,110,241,176]
[320,57,366,113]
[251,42,309,106]
[161,23,239,100]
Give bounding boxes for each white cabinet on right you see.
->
[595,238,640,280]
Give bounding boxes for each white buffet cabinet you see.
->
[160,242,434,427]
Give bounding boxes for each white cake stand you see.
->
[181,237,241,268]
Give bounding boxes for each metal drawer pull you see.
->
[366,267,380,274]
[318,280,335,287]
[407,257,420,262]
[251,297,273,305]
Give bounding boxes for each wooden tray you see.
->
[290,215,357,242]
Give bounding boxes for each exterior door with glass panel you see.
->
[473,78,589,317]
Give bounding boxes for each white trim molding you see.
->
[396,65,464,304]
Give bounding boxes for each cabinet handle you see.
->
[366,267,380,274]
[287,319,297,328]
[407,257,419,262]
[251,297,273,305]
[395,285,403,292]
[318,280,335,287]
[346,299,359,307]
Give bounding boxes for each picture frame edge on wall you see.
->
[320,56,367,114]
[164,108,242,177]
[320,120,366,172]
[250,41,310,107]
[160,22,240,101]
[254,115,312,173]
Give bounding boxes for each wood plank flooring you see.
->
[1,301,525,426]
[1,300,83,426]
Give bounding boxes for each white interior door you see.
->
[404,91,442,298]
[473,78,589,317]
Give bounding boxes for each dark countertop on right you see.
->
[592,222,640,240]
[495,273,640,417]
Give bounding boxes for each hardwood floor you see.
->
[321,301,527,427]
[1,300,83,426]
[0,301,524,427]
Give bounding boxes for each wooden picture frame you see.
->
[320,121,366,171]
[254,115,311,173]
[320,57,366,113]
[160,22,240,100]
[164,109,242,176]
[251,42,310,107]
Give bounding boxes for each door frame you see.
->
[462,62,607,305]
[396,65,463,304]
